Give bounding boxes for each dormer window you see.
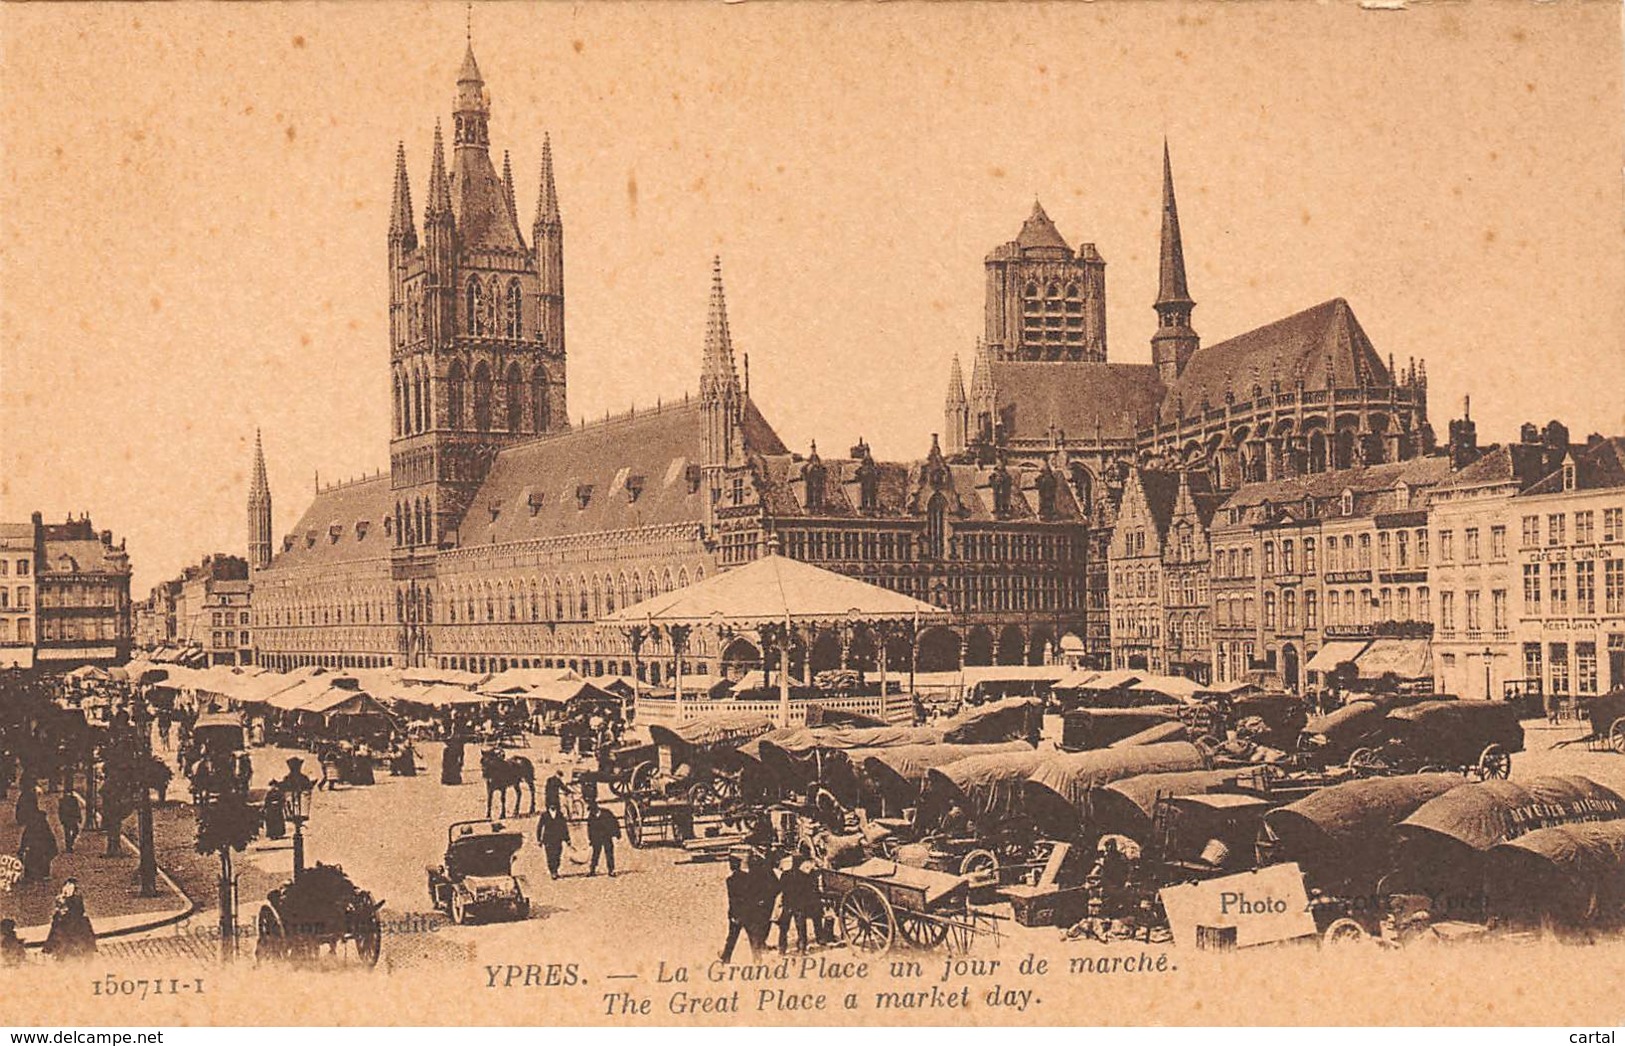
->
[355,521,370,541]
[328,523,343,543]
[684,464,703,495]
[528,492,545,516]
[576,484,594,510]
[626,474,646,503]
[383,516,393,537]
[305,530,317,549]
[1562,462,1576,491]
[283,536,296,553]
[489,501,502,523]
[1341,490,1355,517]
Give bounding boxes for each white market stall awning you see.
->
[480,666,581,696]
[1354,639,1432,681]
[1305,640,1372,675]
[600,553,949,628]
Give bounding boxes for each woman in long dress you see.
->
[42,880,96,960]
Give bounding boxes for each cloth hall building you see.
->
[249,45,1092,682]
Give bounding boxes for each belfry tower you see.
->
[387,42,568,553]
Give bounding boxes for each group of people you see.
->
[0,878,98,964]
[534,769,621,880]
[721,850,823,960]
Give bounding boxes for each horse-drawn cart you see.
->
[820,858,999,954]
[255,863,384,967]
[1345,701,1523,779]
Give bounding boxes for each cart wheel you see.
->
[625,800,645,848]
[353,910,382,968]
[1322,918,1369,946]
[687,780,720,810]
[628,761,656,794]
[959,849,999,885]
[1476,743,1511,780]
[1610,717,1625,756]
[1347,748,1381,775]
[607,775,628,798]
[451,888,471,926]
[255,904,287,964]
[897,911,949,950]
[839,884,896,954]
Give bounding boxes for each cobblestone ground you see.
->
[96,715,1625,966]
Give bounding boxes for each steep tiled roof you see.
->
[42,539,128,575]
[460,398,787,546]
[1168,299,1391,410]
[754,455,1083,524]
[1432,443,1553,493]
[452,150,526,251]
[989,361,1165,441]
[1520,437,1625,497]
[268,476,394,569]
[1138,470,1183,537]
[1014,201,1070,252]
[1217,455,1453,519]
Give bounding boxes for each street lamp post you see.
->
[1482,646,1495,702]
[281,757,314,880]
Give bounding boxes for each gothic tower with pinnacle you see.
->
[248,429,273,570]
[1151,141,1199,384]
[700,258,744,533]
[388,42,568,554]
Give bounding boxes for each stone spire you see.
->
[1156,141,1192,309]
[1151,139,1199,384]
[534,132,561,231]
[453,41,489,151]
[389,141,417,250]
[248,429,273,570]
[701,257,741,403]
[944,353,969,456]
[425,121,453,224]
[501,149,518,229]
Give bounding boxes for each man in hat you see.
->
[56,791,82,854]
[535,804,572,880]
[584,799,620,877]
[719,853,752,963]
[776,856,819,955]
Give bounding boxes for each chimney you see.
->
[1542,419,1571,474]
[1447,396,1479,470]
[1520,422,1540,444]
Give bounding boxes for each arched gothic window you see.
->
[927,493,948,560]
[506,280,523,339]
[532,368,550,433]
[472,362,493,431]
[446,360,465,428]
[467,278,485,336]
[505,363,524,431]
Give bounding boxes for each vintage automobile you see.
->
[427,820,531,925]
[256,862,384,967]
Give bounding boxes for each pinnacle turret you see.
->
[534,133,561,231]
[389,141,417,249]
[501,149,518,228]
[946,353,967,406]
[701,257,741,402]
[425,121,453,223]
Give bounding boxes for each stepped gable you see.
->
[987,361,1164,440]
[1137,470,1184,537]
[463,397,787,545]
[1169,299,1391,409]
[268,475,395,569]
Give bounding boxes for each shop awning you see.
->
[1354,639,1432,680]
[1305,641,1371,675]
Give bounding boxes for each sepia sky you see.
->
[2,2,1621,593]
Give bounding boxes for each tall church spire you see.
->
[700,258,745,529]
[248,429,273,570]
[453,40,488,151]
[1152,140,1199,383]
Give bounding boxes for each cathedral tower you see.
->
[1151,142,1200,383]
[983,201,1107,362]
[388,43,568,551]
[248,429,272,570]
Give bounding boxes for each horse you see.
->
[480,748,536,819]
